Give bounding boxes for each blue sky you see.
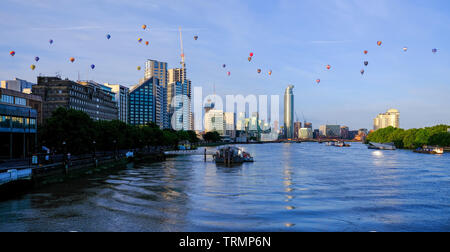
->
[1,0,449,130]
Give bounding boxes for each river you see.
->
[1,142,449,232]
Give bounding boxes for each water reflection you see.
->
[0,143,450,232]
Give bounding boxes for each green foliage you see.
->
[367,125,450,149]
[38,108,197,154]
[203,131,221,143]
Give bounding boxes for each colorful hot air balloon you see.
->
[49,39,54,45]
[257,69,262,74]
[138,38,143,43]
[30,65,36,70]
[227,71,231,76]
[137,66,141,71]
[326,64,331,70]
[106,34,111,40]
[145,41,149,46]
[91,64,95,70]
[222,64,226,68]
[361,69,365,75]
[364,61,369,66]
[35,57,40,62]
[142,24,147,30]
[248,57,252,62]
[377,41,382,46]
[432,48,438,54]
[70,57,75,63]
[316,79,320,84]
[364,50,368,55]
[268,70,272,76]
[249,52,254,57]
[403,47,408,52]
[9,51,15,56]
[194,36,198,41]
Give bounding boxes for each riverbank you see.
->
[0,151,165,200]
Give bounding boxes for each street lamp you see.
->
[93,140,96,159]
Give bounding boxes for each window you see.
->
[0,116,11,128]
[1,95,14,104]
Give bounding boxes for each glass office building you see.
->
[128,78,157,126]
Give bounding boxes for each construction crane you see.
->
[302,112,307,126]
[179,27,186,70]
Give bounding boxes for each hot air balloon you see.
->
[227,71,231,76]
[35,57,40,62]
[142,24,147,30]
[257,69,262,74]
[222,64,226,68]
[432,48,438,54]
[194,36,198,41]
[30,65,36,70]
[326,65,331,70]
[70,57,75,63]
[9,51,15,56]
[316,79,320,84]
[145,41,149,46]
[91,64,95,70]
[377,41,382,46]
[360,69,365,75]
[138,38,143,43]
[364,61,369,66]
[250,52,254,57]
[248,57,252,62]
[403,47,408,52]
[49,39,54,45]
[364,50,368,55]
[137,66,141,71]
[106,34,111,40]
[268,70,272,76]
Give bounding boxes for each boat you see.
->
[368,142,396,150]
[414,146,444,155]
[326,141,335,146]
[335,141,351,147]
[213,146,247,165]
[243,151,254,162]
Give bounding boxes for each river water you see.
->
[1,143,449,232]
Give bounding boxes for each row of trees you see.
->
[366,125,450,149]
[38,108,200,154]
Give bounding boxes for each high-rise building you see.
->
[299,128,313,139]
[167,80,190,130]
[340,126,350,139]
[145,60,168,87]
[204,109,225,135]
[374,109,400,130]
[103,83,129,123]
[294,122,302,139]
[128,77,157,126]
[32,77,117,122]
[304,122,313,129]
[168,68,186,87]
[224,112,235,138]
[284,85,294,139]
[249,112,259,132]
[319,125,341,138]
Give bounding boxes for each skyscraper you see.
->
[104,83,129,123]
[167,80,190,130]
[373,109,400,130]
[284,85,294,139]
[145,60,168,87]
[128,77,157,126]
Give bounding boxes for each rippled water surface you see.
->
[1,143,450,232]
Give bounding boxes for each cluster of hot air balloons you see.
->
[313,40,440,85]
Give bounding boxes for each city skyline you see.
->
[1,0,450,130]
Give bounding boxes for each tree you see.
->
[204,131,221,143]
